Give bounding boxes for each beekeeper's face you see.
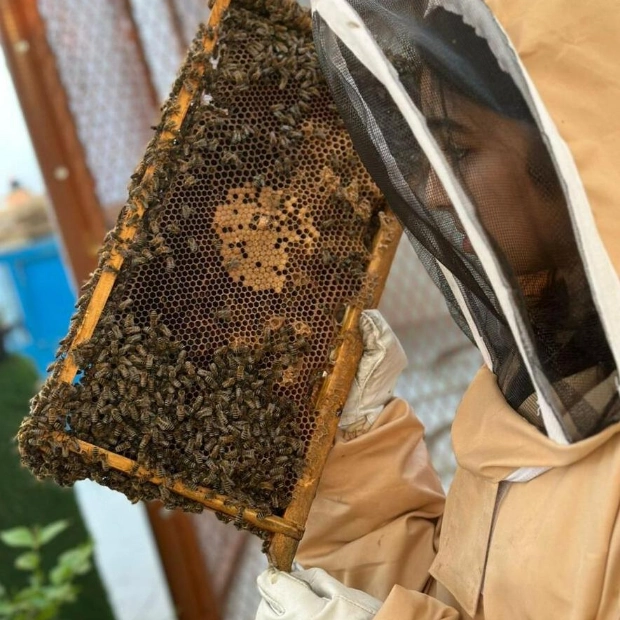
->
[420,72,574,277]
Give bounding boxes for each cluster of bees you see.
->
[19,0,389,542]
[27,309,309,520]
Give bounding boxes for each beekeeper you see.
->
[256,0,620,618]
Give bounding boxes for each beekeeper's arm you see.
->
[256,311,460,619]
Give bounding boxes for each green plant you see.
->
[0,520,93,620]
[0,314,10,363]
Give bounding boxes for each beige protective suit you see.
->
[297,1,620,617]
[298,368,620,618]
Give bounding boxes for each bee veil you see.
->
[311,0,620,457]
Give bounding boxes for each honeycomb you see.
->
[19,0,394,548]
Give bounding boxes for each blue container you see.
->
[0,235,75,376]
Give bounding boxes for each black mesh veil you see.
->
[312,0,620,443]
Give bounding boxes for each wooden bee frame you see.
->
[19,0,402,570]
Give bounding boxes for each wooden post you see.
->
[0,0,107,286]
[147,504,222,620]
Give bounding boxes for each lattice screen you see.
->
[37,0,209,215]
[130,0,191,102]
[38,0,155,211]
[380,237,481,488]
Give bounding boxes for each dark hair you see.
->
[420,8,533,122]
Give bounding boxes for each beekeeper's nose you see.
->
[424,166,452,212]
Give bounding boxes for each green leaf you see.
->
[50,542,93,585]
[39,606,63,620]
[49,562,71,587]
[38,521,69,546]
[0,527,35,548]
[60,543,93,575]
[13,586,49,608]
[12,586,37,601]
[14,552,39,571]
[43,583,76,604]
[0,600,13,617]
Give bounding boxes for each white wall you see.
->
[0,48,45,200]
[74,483,176,620]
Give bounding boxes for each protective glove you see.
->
[339,310,407,439]
[256,567,381,620]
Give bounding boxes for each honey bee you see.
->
[156,416,174,431]
[224,258,241,271]
[116,441,131,453]
[179,376,193,389]
[153,244,172,257]
[118,297,134,311]
[90,408,99,425]
[221,151,241,167]
[191,395,204,413]
[230,129,245,145]
[139,433,152,451]
[222,377,236,389]
[203,373,218,390]
[319,218,336,231]
[321,249,337,266]
[221,476,234,495]
[213,306,232,322]
[252,173,266,189]
[103,264,120,275]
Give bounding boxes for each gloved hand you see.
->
[339,310,407,439]
[256,567,381,620]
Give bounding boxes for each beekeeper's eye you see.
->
[442,141,470,163]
